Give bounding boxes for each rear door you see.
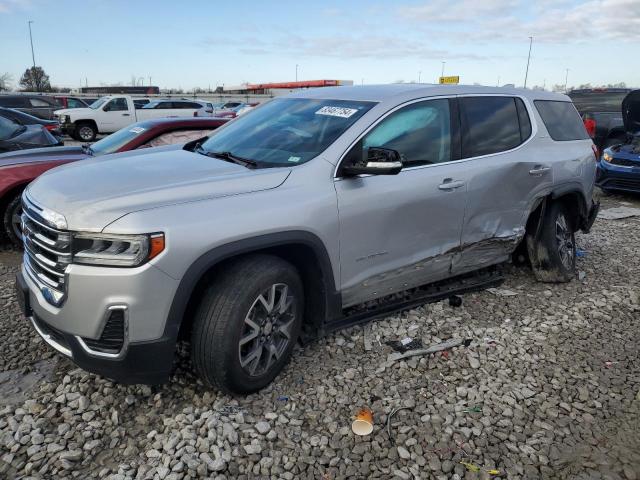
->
[335,97,470,307]
[27,97,56,119]
[453,95,552,274]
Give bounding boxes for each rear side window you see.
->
[460,96,530,158]
[29,98,52,107]
[0,97,29,108]
[534,100,589,141]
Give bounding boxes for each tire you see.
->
[526,202,576,282]
[74,122,96,142]
[3,193,24,248]
[191,254,304,394]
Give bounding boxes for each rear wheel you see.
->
[191,255,304,394]
[74,122,96,142]
[3,193,24,248]
[526,201,576,282]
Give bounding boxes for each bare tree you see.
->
[0,73,13,91]
[19,66,51,92]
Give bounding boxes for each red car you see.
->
[0,117,227,246]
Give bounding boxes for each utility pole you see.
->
[418,71,422,83]
[295,64,299,82]
[149,76,152,87]
[441,61,446,78]
[564,68,569,93]
[497,76,500,87]
[28,20,38,91]
[524,36,533,88]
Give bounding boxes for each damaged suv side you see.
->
[16,85,599,394]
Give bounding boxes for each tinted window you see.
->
[515,98,532,141]
[0,97,28,108]
[105,98,128,111]
[67,98,86,108]
[349,99,451,168]
[29,98,52,107]
[535,100,590,141]
[460,96,524,157]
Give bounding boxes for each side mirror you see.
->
[342,147,403,176]
[103,105,111,112]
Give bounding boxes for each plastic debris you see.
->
[352,408,374,436]
[463,405,483,413]
[389,338,472,363]
[276,395,289,402]
[578,271,586,281]
[487,287,519,297]
[598,206,640,220]
[605,361,619,368]
[576,248,587,258]
[449,295,463,307]
[386,406,412,444]
[484,337,499,346]
[386,337,423,353]
[363,325,374,351]
[460,461,500,475]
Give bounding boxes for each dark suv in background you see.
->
[568,88,632,150]
[0,95,61,120]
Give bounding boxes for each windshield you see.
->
[201,98,375,166]
[89,97,109,109]
[90,123,152,155]
[0,116,21,140]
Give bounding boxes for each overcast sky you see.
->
[1,0,638,90]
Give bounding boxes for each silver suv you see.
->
[15,85,599,393]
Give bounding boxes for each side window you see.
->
[460,96,527,158]
[534,100,590,141]
[67,98,85,108]
[29,98,51,107]
[0,97,28,108]
[106,98,128,111]
[156,102,174,109]
[346,99,451,168]
[515,98,532,141]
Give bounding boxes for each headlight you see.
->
[72,232,165,267]
[602,152,613,163]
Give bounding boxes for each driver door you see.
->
[334,98,470,307]
[102,97,131,131]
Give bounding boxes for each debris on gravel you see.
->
[1,192,639,479]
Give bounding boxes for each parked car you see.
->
[0,116,61,155]
[0,116,228,246]
[0,107,63,139]
[55,95,209,142]
[16,85,599,393]
[568,88,633,150]
[0,95,60,120]
[210,103,253,119]
[54,96,90,109]
[143,99,214,117]
[597,89,640,193]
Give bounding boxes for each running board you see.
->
[322,268,504,335]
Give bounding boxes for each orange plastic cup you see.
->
[352,408,374,436]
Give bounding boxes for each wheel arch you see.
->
[74,119,98,131]
[165,231,341,350]
[526,187,589,237]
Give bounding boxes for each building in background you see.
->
[221,80,353,96]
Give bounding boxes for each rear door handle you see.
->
[529,165,551,176]
[438,179,466,190]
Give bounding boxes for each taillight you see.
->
[591,144,599,161]
[584,118,596,138]
[44,124,57,131]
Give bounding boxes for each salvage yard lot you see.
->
[1,193,639,480]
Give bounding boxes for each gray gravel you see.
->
[1,191,639,479]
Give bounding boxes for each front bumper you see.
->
[596,160,640,192]
[17,259,180,384]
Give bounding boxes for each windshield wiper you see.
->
[81,143,94,156]
[196,146,258,169]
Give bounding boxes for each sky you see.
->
[0,0,638,91]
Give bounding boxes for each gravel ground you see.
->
[1,191,639,480]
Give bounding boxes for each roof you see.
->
[288,84,570,103]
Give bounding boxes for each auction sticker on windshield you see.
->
[315,106,359,118]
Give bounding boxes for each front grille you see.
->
[609,157,640,167]
[81,309,126,355]
[22,200,71,306]
[605,178,640,190]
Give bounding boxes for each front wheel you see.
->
[3,193,24,248]
[526,201,576,282]
[74,123,96,142]
[191,255,304,394]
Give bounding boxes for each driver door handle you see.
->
[122,113,130,116]
[529,165,550,176]
[438,179,466,191]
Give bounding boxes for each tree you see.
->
[19,66,51,92]
[0,73,12,91]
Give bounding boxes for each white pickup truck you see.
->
[55,95,209,141]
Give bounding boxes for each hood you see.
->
[0,146,85,168]
[54,107,92,117]
[26,149,291,231]
[622,90,640,134]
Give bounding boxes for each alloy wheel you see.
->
[555,213,574,269]
[238,283,297,377]
[78,126,94,141]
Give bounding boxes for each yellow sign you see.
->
[439,76,460,85]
